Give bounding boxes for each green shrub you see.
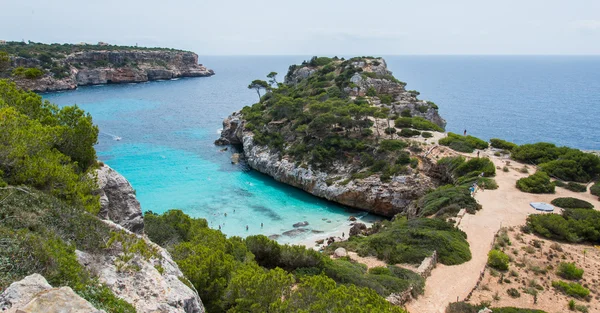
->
[411,117,443,131]
[487,250,509,271]
[527,208,600,243]
[446,302,547,313]
[511,143,600,182]
[439,132,488,153]
[557,262,584,280]
[400,109,412,117]
[516,171,555,194]
[11,66,45,79]
[379,139,407,152]
[550,197,593,209]
[384,127,396,134]
[417,185,479,217]
[330,217,471,265]
[394,117,412,128]
[591,182,600,198]
[490,138,518,151]
[506,288,520,298]
[560,182,588,192]
[421,131,433,138]
[399,128,420,137]
[552,280,590,298]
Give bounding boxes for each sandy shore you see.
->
[406,148,599,313]
[293,217,375,250]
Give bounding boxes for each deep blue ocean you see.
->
[43,56,600,242]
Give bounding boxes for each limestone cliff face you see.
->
[216,113,436,217]
[96,164,144,234]
[9,50,214,92]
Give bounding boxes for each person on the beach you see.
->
[469,185,475,195]
[246,225,249,231]
[477,151,480,158]
[224,212,227,217]
[464,129,467,136]
[342,232,345,238]
[261,222,263,228]
[218,225,221,230]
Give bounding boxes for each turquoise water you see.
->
[43,56,600,242]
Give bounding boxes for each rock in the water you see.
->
[96,164,144,234]
[349,222,367,237]
[0,274,52,311]
[334,248,347,258]
[268,234,281,240]
[231,153,240,164]
[348,216,357,221]
[16,287,103,313]
[316,239,325,244]
[282,228,308,237]
[293,221,309,228]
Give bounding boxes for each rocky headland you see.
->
[216,57,447,217]
[0,42,214,92]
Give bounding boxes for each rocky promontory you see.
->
[216,57,445,217]
[0,42,214,92]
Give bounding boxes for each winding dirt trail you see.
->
[406,150,599,313]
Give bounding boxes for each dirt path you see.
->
[406,150,599,313]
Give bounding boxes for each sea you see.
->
[43,56,600,243]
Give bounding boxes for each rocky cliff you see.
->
[92,164,204,313]
[96,164,144,234]
[2,43,214,92]
[217,112,436,217]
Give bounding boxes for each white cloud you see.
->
[572,20,600,32]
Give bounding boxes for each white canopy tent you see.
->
[530,202,555,212]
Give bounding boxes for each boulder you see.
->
[334,248,347,258]
[348,216,357,221]
[282,228,308,237]
[292,221,309,228]
[231,153,240,164]
[16,287,103,313]
[349,222,367,237]
[96,164,144,234]
[0,274,52,311]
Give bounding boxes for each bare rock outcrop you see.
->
[77,220,205,313]
[96,164,144,234]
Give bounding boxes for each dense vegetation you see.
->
[591,181,600,199]
[0,80,99,212]
[145,210,412,312]
[240,56,442,182]
[550,197,594,209]
[487,249,510,271]
[490,138,518,151]
[516,171,555,194]
[415,156,496,218]
[438,132,488,153]
[557,262,584,280]
[552,280,590,299]
[0,80,136,311]
[526,208,600,243]
[511,143,600,182]
[554,180,587,192]
[328,217,471,265]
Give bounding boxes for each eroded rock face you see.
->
[10,50,214,92]
[77,220,205,313]
[96,164,144,234]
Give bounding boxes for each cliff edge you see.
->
[0,42,214,92]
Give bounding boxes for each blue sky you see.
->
[2,0,599,55]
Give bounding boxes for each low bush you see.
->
[439,132,488,153]
[417,185,480,217]
[399,128,420,137]
[490,138,518,151]
[422,131,433,138]
[552,280,590,298]
[330,217,471,265]
[446,302,547,313]
[487,250,509,271]
[516,171,555,194]
[379,139,407,152]
[11,66,45,79]
[550,197,593,209]
[559,182,587,192]
[557,262,584,280]
[506,288,520,298]
[527,208,600,243]
[591,182,600,198]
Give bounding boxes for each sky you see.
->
[1,0,599,55]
